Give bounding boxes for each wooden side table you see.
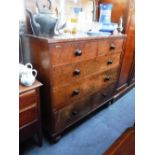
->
[19,80,43,146]
[104,127,135,155]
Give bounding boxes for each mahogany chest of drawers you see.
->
[25,35,125,142]
[19,80,42,145]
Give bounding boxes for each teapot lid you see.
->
[36,0,52,14]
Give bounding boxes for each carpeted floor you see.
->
[22,88,135,155]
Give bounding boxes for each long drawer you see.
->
[52,67,119,111]
[51,52,121,87]
[50,41,98,66]
[53,95,92,133]
[53,82,116,133]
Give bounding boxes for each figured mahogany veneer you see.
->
[50,41,98,66]
[52,67,119,110]
[98,38,124,56]
[19,89,37,110]
[52,52,121,87]
[24,35,125,142]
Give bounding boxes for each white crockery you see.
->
[20,69,37,86]
[19,63,33,78]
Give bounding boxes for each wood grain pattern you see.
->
[24,35,125,141]
[19,89,37,110]
[53,82,117,134]
[54,95,92,133]
[52,67,119,110]
[98,38,124,56]
[52,53,121,87]
[104,127,135,155]
[92,82,116,108]
[50,41,98,66]
[19,106,37,127]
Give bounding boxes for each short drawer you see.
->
[92,83,116,108]
[52,53,121,87]
[19,106,37,127]
[98,38,124,56]
[19,89,37,110]
[52,67,119,110]
[50,41,98,66]
[54,96,92,133]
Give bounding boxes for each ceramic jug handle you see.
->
[25,63,33,69]
[32,69,37,78]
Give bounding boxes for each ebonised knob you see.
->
[74,69,81,76]
[110,43,116,50]
[75,49,82,56]
[102,93,107,97]
[72,89,80,96]
[71,111,78,116]
[107,59,113,65]
[104,75,110,81]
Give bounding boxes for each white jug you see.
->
[20,69,37,86]
[19,63,33,79]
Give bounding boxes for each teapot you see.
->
[20,69,37,86]
[26,0,66,37]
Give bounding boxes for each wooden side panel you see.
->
[25,36,54,131]
[118,0,135,88]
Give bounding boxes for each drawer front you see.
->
[92,83,116,108]
[19,89,37,110]
[54,96,92,133]
[52,67,119,110]
[98,38,124,56]
[52,53,121,87]
[19,106,37,127]
[50,41,98,66]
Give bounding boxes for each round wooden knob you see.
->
[71,111,78,116]
[74,69,81,75]
[110,43,116,50]
[75,49,82,56]
[72,89,80,96]
[104,75,110,81]
[107,60,113,65]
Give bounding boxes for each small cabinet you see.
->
[19,80,43,146]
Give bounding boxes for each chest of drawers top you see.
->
[27,34,126,66]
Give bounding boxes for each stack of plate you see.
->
[99,23,118,33]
